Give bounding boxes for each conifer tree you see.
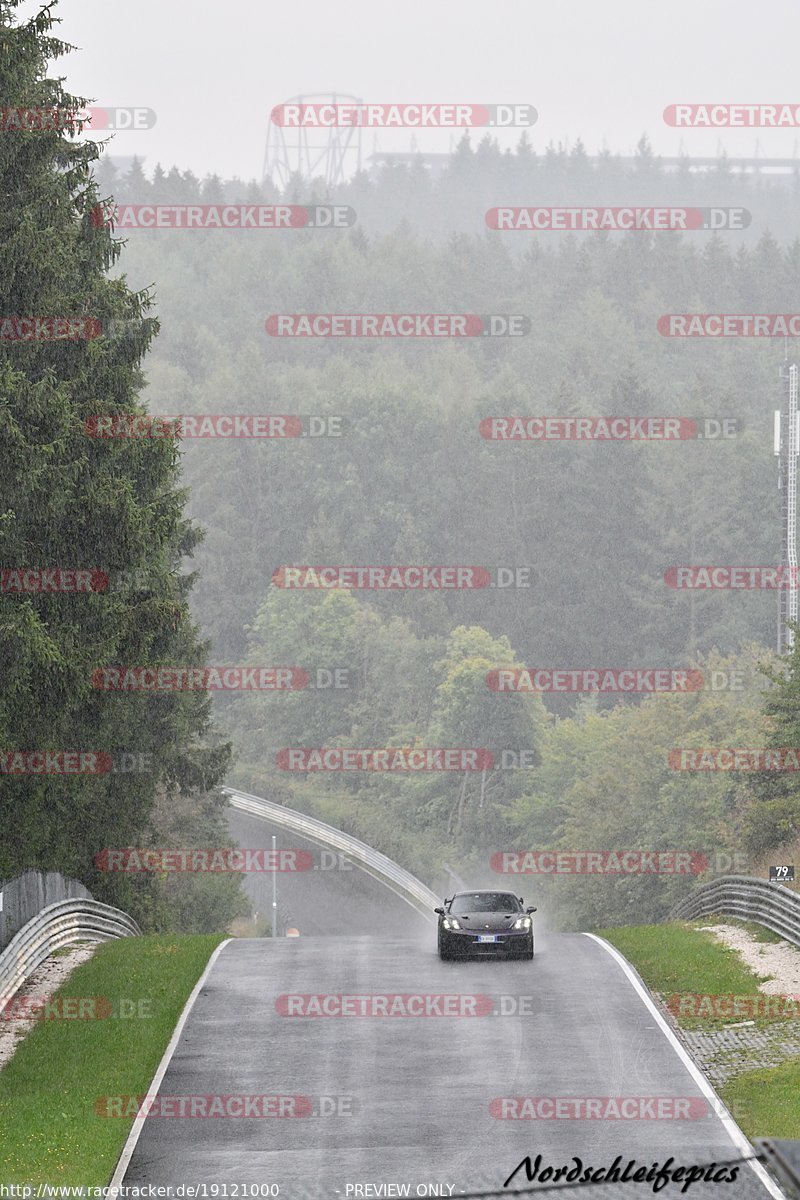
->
[0,1,231,918]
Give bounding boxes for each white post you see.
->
[788,366,798,647]
[272,834,277,938]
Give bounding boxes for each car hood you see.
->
[450,912,523,931]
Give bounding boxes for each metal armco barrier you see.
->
[222,786,441,921]
[0,869,94,950]
[670,875,800,948]
[0,898,141,1009]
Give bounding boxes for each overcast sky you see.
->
[21,0,800,180]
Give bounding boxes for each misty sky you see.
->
[20,0,800,179]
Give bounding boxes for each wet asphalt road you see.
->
[120,929,782,1198]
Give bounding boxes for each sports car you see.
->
[435,889,535,960]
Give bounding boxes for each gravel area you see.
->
[0,941,99,1071]
[659,923,800,1088]
[702,922,800,993]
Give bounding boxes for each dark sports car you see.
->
[435,890,536,960]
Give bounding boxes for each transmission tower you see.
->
[263,94,363,190]
[775,362,799,653]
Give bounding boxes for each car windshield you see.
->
[449,893,521,914]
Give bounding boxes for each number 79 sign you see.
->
[770,865,795,882]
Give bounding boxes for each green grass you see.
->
[599,921,766,995]
[604,926,800,1132]
[0,934,225,1185]
[601,921,800,1136]
[598,921,779,1030]
[721,1058,800,1139]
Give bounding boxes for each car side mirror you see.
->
[434,907,445,915]
[526,906,537,913]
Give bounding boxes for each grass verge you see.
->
[0,933,225,1185]
[721,1058,800,1139]
[598,920,768,1029]
[600,920,800,1138]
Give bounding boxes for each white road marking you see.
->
[584,933,786,1199]
[109,938,234,1187]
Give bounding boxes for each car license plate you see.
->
[477,935,498,943]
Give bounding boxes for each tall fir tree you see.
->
[0,1,231,921]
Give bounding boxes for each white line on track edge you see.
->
[583,933,786,1199]
[109,937,234,1188]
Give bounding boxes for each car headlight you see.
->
[443,917,461,930]
[513,916,532,930]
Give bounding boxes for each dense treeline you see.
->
[111,169,795,673]
[95,146,800,926]
[93,133,800,244]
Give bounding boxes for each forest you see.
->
[4,18,800,932]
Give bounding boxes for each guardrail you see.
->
[0,898,141,1009]
[670,875,800,948]
[222,786,441,922]
[0,870,92,951]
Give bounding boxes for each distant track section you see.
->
[221,786,440,921]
